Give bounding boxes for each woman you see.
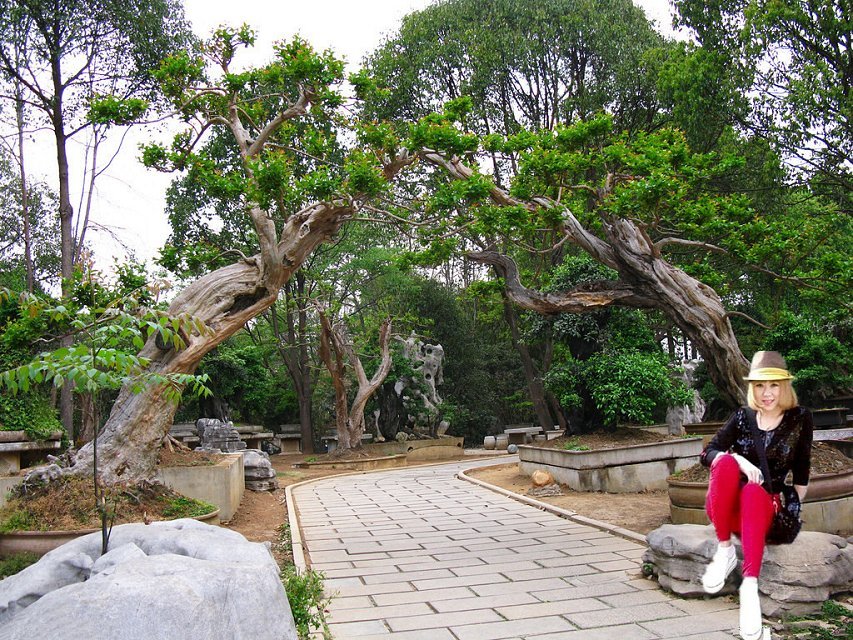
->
[700,351,813,640]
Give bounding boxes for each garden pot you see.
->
[667,470,853,535]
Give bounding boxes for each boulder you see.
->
[531,469,555,487]
[0,519,297,640]
[644,523,853,617]
[243,449,279,492]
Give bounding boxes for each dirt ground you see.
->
[222,452,670,550]
[466,462,671,535]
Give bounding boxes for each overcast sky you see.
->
[23,0,681,272]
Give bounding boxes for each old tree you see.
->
[56,28,413,483]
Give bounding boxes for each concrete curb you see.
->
[457,465,649,546]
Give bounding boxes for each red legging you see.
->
[705,454,776,578]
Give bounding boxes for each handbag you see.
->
[745,409,802,545]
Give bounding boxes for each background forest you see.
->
[0,0,849,460]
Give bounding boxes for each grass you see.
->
[0,552,39,578]
[781,599,852,639]
[159,496,217,519]
[561,437,590,451]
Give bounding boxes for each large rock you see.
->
[0,519,297,640]
[243,449,279,492]
[644,523,853,617]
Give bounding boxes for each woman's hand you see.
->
[731,453,764,484]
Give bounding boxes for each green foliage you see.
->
[0,552,39,578]
[0,509,37,533]
[280,566,332,639]
[88,96,149,126]
[0,393,61,440]
[159,496,216,518]
[583,351,692,427]
[763,313,852,405]
[0,285,212,404]
[561,437,590,451]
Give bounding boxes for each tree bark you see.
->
[317,309,393,452]
[70,199,368,483]
[501,296,556,431]
[420,152,749,408]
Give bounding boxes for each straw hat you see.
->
[743,351,795,381]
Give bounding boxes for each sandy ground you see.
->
[466,462,670,535]
[223,453,670,549]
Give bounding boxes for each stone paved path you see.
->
[290,458,739,639]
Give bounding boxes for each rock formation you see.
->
[243,449,279,491]
[0,519,297,639]
[644,523,853,616]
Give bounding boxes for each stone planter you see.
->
[0,508,220,557]
[292,453,407,471]
[362,436,465,461]
[156,453,244,522]
[812,407,847,429]
[683,421,724,446]
[667,469,853,535]
[0,430,64,475]
[518,437,703,493]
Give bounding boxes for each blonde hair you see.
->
[747,379,798,411]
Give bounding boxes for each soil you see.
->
[673,442,853,482]
[0,475,216,531]
[542,428,676,450]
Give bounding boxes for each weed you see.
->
[561,437,590,451]
[0,552,39,578]
[0,509,38,533]
[281,566,332,639]
[784,598,852,639]
[160,496,217,519]
[305,456,318,463]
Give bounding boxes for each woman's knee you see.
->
[710,454,739,480]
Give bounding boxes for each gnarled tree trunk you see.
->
[70,200,368,483]
[317,309,393,452]
[420,151,749,408]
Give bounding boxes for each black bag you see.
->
[745,409,802,545]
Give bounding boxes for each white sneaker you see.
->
[739,579,764,640]
[701,544,737,593]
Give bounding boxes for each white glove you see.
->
[731,453,764,484]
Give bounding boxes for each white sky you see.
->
[19,0,680,273]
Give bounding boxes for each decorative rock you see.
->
[644,523,853,617]
[528,484,563,498]
[483,436,496,450]
[507,443,519,454]
[531,470,554,487]
[242,449,279,492]
[195,418,246,453]
[0,519,297,639]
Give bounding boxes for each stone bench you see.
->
[0,433,63,474]
[643,523,853,617]
[504,426,542,445]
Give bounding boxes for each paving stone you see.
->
[362,568,455,584]
[526,622,659,640]
[351,630,458,640]
[451,615,577,640]
[325,620,388,636]
[328,602,433,623]
[530,581,639,602]
[430,591,539,612]
[639,610,739,636]
[471,577,572,596]
[564,601,689,628]
[496,597,610,619]
[387,609,504,632]
[371,586,475,607]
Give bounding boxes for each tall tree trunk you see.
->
[14,82,33,293]
[501,297,555,430]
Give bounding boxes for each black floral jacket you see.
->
[700,406,813,493]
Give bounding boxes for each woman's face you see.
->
[754,381,781,413]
